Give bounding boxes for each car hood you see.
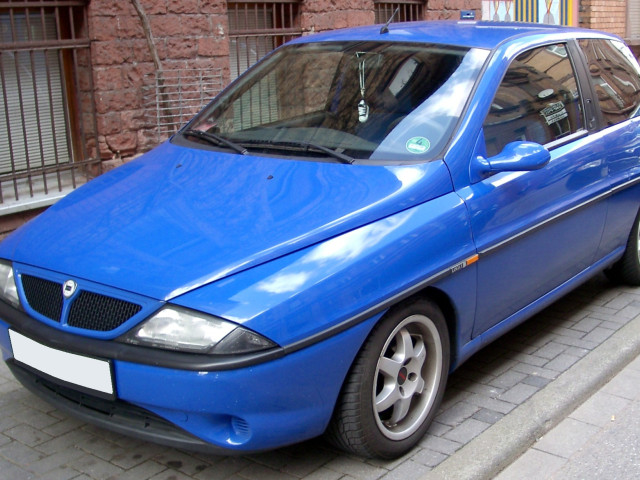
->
[1,141,453,300]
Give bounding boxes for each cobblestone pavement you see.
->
[1,273,639,480]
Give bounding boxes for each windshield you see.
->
[186,41,489,162]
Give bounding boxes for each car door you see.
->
[576,38,640,258]
[459,42,609,336]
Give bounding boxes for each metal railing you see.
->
[143,67,224,143]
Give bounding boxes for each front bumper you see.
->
[8,360,217,452]
[0,307,379,452]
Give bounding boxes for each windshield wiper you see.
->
[247,140,354,164]
[182,129,248,155]
[300,141,354,164]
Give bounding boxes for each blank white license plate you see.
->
[9,330,114,397]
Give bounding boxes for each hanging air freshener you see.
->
[358,99,369,123]
[357,53,369,123]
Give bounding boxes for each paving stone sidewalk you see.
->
[495,353,640,479]
[1,273,638,480]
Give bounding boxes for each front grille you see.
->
[21,274,63,322]
[68,291,142,331]
[19,274,142,332]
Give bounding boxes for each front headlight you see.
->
[120,306,276,354]
[0,261,20,308]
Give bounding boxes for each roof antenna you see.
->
[380,7,399,34]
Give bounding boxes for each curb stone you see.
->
[421,308,640,480]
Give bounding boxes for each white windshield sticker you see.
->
[405,137,431,154]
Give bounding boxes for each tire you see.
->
[326,299,450,458]
[605,208,640,286]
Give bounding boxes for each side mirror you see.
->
[470,141,551,183]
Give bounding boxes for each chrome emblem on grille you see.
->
[62,280,77,298]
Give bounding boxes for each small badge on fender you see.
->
[450,254,479,275]
[62,280,77,299]
[450,261,466,274]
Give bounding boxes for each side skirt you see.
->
[453,247,625,370]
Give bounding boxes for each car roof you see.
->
[290,20,616,51]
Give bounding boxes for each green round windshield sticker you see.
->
[406,137,431,154]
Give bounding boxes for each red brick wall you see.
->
[0,208,47,241]
[301,0,375,33]
[426,0,481,20]
[88,0,230,160]
[579,0,628,37]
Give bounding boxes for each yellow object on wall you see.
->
[482,0,575,25]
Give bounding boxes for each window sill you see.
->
[0,171,88,216]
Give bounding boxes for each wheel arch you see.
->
[340,284,462,383]
[407,286,459,371]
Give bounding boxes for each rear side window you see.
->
[578,39,640,127]
[483,44,584,157]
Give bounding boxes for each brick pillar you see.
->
[579,0,627,37]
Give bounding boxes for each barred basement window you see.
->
[0,0,100,214]
[374,1,424,24]
[227,1,302,81]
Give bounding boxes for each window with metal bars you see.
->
[0,1,99,214]
[227,1,302,81]
[374,1,424,24]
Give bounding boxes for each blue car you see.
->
[1,21,640,459]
